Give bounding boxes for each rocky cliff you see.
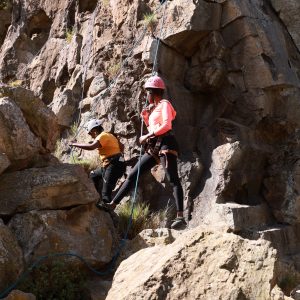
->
[0,0,300,299]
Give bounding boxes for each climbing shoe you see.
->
[95,201,111,212]
[95,200,116,212]
[170,217,187,230]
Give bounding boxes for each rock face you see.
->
[0,221,24,292]
[9,203,116,266]
[0,85,59,172]
[0,0,300,298]
[0,164,98,215]
[271,0,300,51]
[3,290,36,300]
[107,227,279,300]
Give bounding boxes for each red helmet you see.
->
[144,75,165,90]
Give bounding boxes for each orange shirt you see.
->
[95,132,121,161]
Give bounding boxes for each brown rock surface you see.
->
[0,96,42,169]
[107,227,279,300]
[271,0,300,51]
[0,85,59,152]
[0,164,98,215]
[8,203,117,266]
[0,221,24,292]
[0,0,300,297]
[3,290,36,300]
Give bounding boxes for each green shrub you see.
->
[279,274,298,294]
[0,0,11,10]
[142,12,157,34]
[8,79,23,87]
[69,154,100,173]
[117,201,170,239]
[65,28,74,44]
[107,62,121,80]
[102,0,110,8]
[19,258,87,300]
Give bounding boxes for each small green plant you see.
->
[70,153,100,173]
[54,139,64,160]
[279,274,298,294]
[142,12,157,34]
[102,0,110,8]
[19,258,87,300]
[69,122,79,136]
[65,28,74,43]
[0,0,11,10]
[8,79,23,87]
[107,62,121,80]
[117,202,171,239]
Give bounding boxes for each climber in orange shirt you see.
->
[70,119,126,207]
[107,75,186,229]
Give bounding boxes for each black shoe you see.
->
[95,201,110,212]
[170,217,187,229]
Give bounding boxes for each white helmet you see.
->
[86,119,102,133]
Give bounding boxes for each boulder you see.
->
[0,152,10,175]
[264,154,300,224]
[88,74,107,97]
[0,1,12,46]
[51,65,83,127]
[271,0,300,51]
[0,164,98,215]
[162,0,222,55]
[0,86,60,152]
[0,96,42,170]
[9,203,117,266]
[3,290,36,300]
[0,220,24,292]
[107,227,278,300]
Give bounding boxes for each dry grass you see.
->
[117,201,171,239]
[65,28,74,44]
[107,62,121,80]
[142,12,157,34]
[0,0,11,10]
[102,0,110,8]
[8,79,23,87]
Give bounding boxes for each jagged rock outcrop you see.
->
[0,164,98,215]
[0,220,24,292]
[107,227,285,300]
[0,85,59,172]
[271,0,300,51]
[1,0,300,298]
[8,203,117,266]
[3,290,36,300]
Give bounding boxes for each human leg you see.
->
[89,168,104,195]
[110,153,157,206]
[160,153,186,229]
[101,160,126,203]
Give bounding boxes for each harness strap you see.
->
[159,149,178,168]
[102,153,122,168]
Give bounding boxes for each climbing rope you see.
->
[0,1,169,298]
[75,1,101,130]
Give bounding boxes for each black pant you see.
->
[112,153,184,211]
[90,157,126,203]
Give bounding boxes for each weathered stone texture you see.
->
[0,221,24,292]
[107,227,278,300]
[9,203,117,266]
[0,164,98,215]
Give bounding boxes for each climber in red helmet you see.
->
[106,75,186,229]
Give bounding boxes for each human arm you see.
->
[139,131,155,144]
[141,104,155,127]
[69,140,100,150]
